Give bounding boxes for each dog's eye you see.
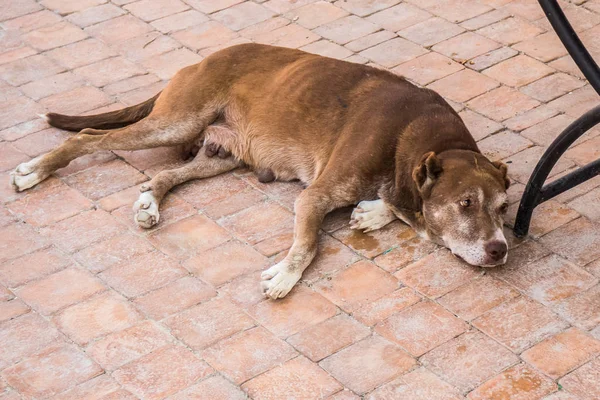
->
[459,199,471,208]
[499,203,509,214]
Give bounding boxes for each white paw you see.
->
[133,191,160,229]
[260,262,301,299]
[350,199,396,232]
[10,157,45,191]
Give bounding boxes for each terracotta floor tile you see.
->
[522,327,600,379]
[559,358,600,400]
[352,287,421,327]
[53,374,122,400]
[113,345,213,400]
[375,300,468,357]
[0,247,71,287]
[183,240,269,287]
[164,297,255,350]
[219,201,294,245]
[320,335,416,394]
[40,209,126,254]
[287,314,370,361]
[53,291,143,345]
[202,326,297,384]
[148,215,231,259]
[314,260,398,312]
[248,285,337,338]
[86,321,173,370]
[395,250,481,299]
[16,268,106,315]
[218,270,266,308]
[539,218,600,266]
[553,284,600,330]
[421,331,519,393]
[168,375,247,400]
[368,367,463,400]
[499,254,597,305]
[302,235,361,283]
[333,220,417,259]
[243,356,342,399]
[438,275,520,321]
[468,363,556,400]
[0,223,48,264]
[73,232,155,274]
[1,345,102,399]
[133,276,216,320]
[0,299,30,322]
[99,251,186,297]
[473,296,569,353]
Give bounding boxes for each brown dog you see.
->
[10,43,510,299]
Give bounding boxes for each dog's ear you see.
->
[413,151,443,196]
[492,161,510,190]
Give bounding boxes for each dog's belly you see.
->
[203,122,320,185]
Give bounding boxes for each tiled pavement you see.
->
[1,0,600,398]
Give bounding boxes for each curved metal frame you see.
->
[513,0,600,237]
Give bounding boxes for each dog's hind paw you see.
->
[10,157,45,192]
[133,191,160,229]
[350,199,396,232]
[260,262,301,299]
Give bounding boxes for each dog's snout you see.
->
[484,240,507,262]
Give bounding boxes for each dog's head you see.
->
[413,150,510,266]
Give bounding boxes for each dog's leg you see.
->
[350,199,397,232]
[10,117,207,191]
[261,186,342,299]
[133,151,240,228]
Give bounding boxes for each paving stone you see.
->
[319,335,416,395]
[53,291,143,344]
[148,215,231,259]
[40,86,112,115]
[432,32,501,62]
[468,363,557,400]
[0,223,48,265]
[366,3,431,32]
[466,47,519,71]
[142,48,203,79]
[1,344,102,399]
[0,299,30,323]
[314,260,398,312]
[53,374,122,400]
[553,284,600,330]
[243,356,342,399]
[300,40,353,60]
[24,22,88,51]
[334,0,400,17]
[151,10,209,33]
[483,54,555,87]
[184,0,245,14]
[99,251,187,298]
[0,247,71,287]
[164,297,255,350]
[249,285,337,338]
[212,2,275,31]
[375,300,468,356]
[66,3,126,27]
[0,0,42,20]
[45,38,117,69]
[16,268,105,315]
[133,276,216,319]
[86,321,173,370]
[359,38,428,68]
[368,367,462,400]
[168,375,246,400]
[477,17,544,45]
[253,23,320,48]
[113,345,213,400]
[522,327,600,379]
[429,68,499,103]
[124,0,189,22]
[202,326,297,384]
[398,17,465,47]
[285,2,347,30]
[315,15,379,45]
[421,331,519,393]
[84,15,153,45]
[473,296,569,353]
[559,358,600,400]
[73,56,145,87]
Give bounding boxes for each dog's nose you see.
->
[484,240,507,262]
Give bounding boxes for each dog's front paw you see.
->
[260,262,301,299]
[10,157,45,192]
[133,190,160,229]
[350,199,396,232]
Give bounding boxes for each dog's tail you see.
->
[43,92,161,132]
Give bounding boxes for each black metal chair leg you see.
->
[512,0,600,237]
